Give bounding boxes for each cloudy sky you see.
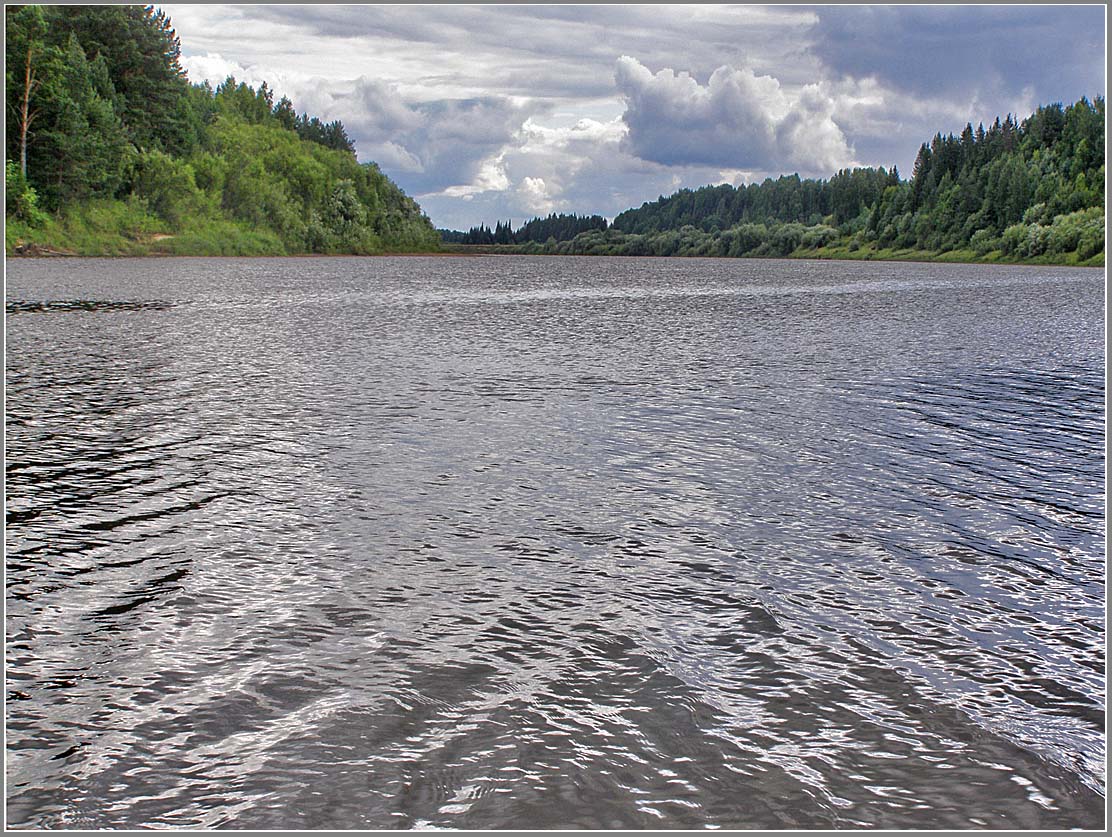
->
[162,4,1105,231]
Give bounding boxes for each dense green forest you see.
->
[450,98,1105,266]
[5,4,439,255]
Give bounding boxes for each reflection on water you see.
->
[5,256,1105,829]
[6,299,175,314]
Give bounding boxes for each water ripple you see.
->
[5,256,1105,829]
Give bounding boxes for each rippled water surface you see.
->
[5,256,1105,829]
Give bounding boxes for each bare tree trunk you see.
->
[19,44,36,178]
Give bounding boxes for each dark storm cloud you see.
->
[243,3,824,96]
[811,5,1105,104]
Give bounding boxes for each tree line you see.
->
[6,4,438,255]
[613,167,900,234]
[7,5,1101,264]
[440,213,609,245]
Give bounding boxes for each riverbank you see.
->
[8,213,1103,267]
[9,237,1104,268]
[437,241,1104,268]
[5,204,439,258]
[799,242,1104,268]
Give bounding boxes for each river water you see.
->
[5,256,1105,829]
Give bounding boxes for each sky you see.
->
[161,4,1106,231]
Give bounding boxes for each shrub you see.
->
[5,161,48,226]
[1077,226,1104,260]
[1000,223,1029,256]
[1046,207,1104,256]
[1024,223,1052,257]
[1022,202,1050,225]
[800,224,839,249]
[132,150,204,226]
[969,228,999,256]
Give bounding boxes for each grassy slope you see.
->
[6,201,284,256]
[5,198,441,258]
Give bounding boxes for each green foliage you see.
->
[486,202,1104,268]
[161,218,287,256]
[201,119,436,253]
[6,196,164,255]
[969,228,999,256]
[516,220,845,259]
[611,168,894,236]
[5,4,438,256]
[47,4,195,154]
[5,5,53,176]
[32,34,131,208]
[999,207,1105,260]
[5,161,48,226]
[132,149,206,225]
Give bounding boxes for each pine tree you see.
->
[273,96,297,131]
[4,5,53,178]
[33,34,129,207]
[50,5,193,153]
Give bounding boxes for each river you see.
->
[5,255,1105,828]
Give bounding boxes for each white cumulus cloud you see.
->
[516,176,558,215]
[440,154,511,197]
[614,55,855,176]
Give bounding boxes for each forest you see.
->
[446,98,1105,266]
[6,4,1103,265]
[5,4,440,255]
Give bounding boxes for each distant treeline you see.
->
[440,212,608,245]
[614,166,899,233]
[6,4,439,255]
[452,97,1105,265]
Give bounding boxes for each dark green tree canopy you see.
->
[444,213,610,245]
